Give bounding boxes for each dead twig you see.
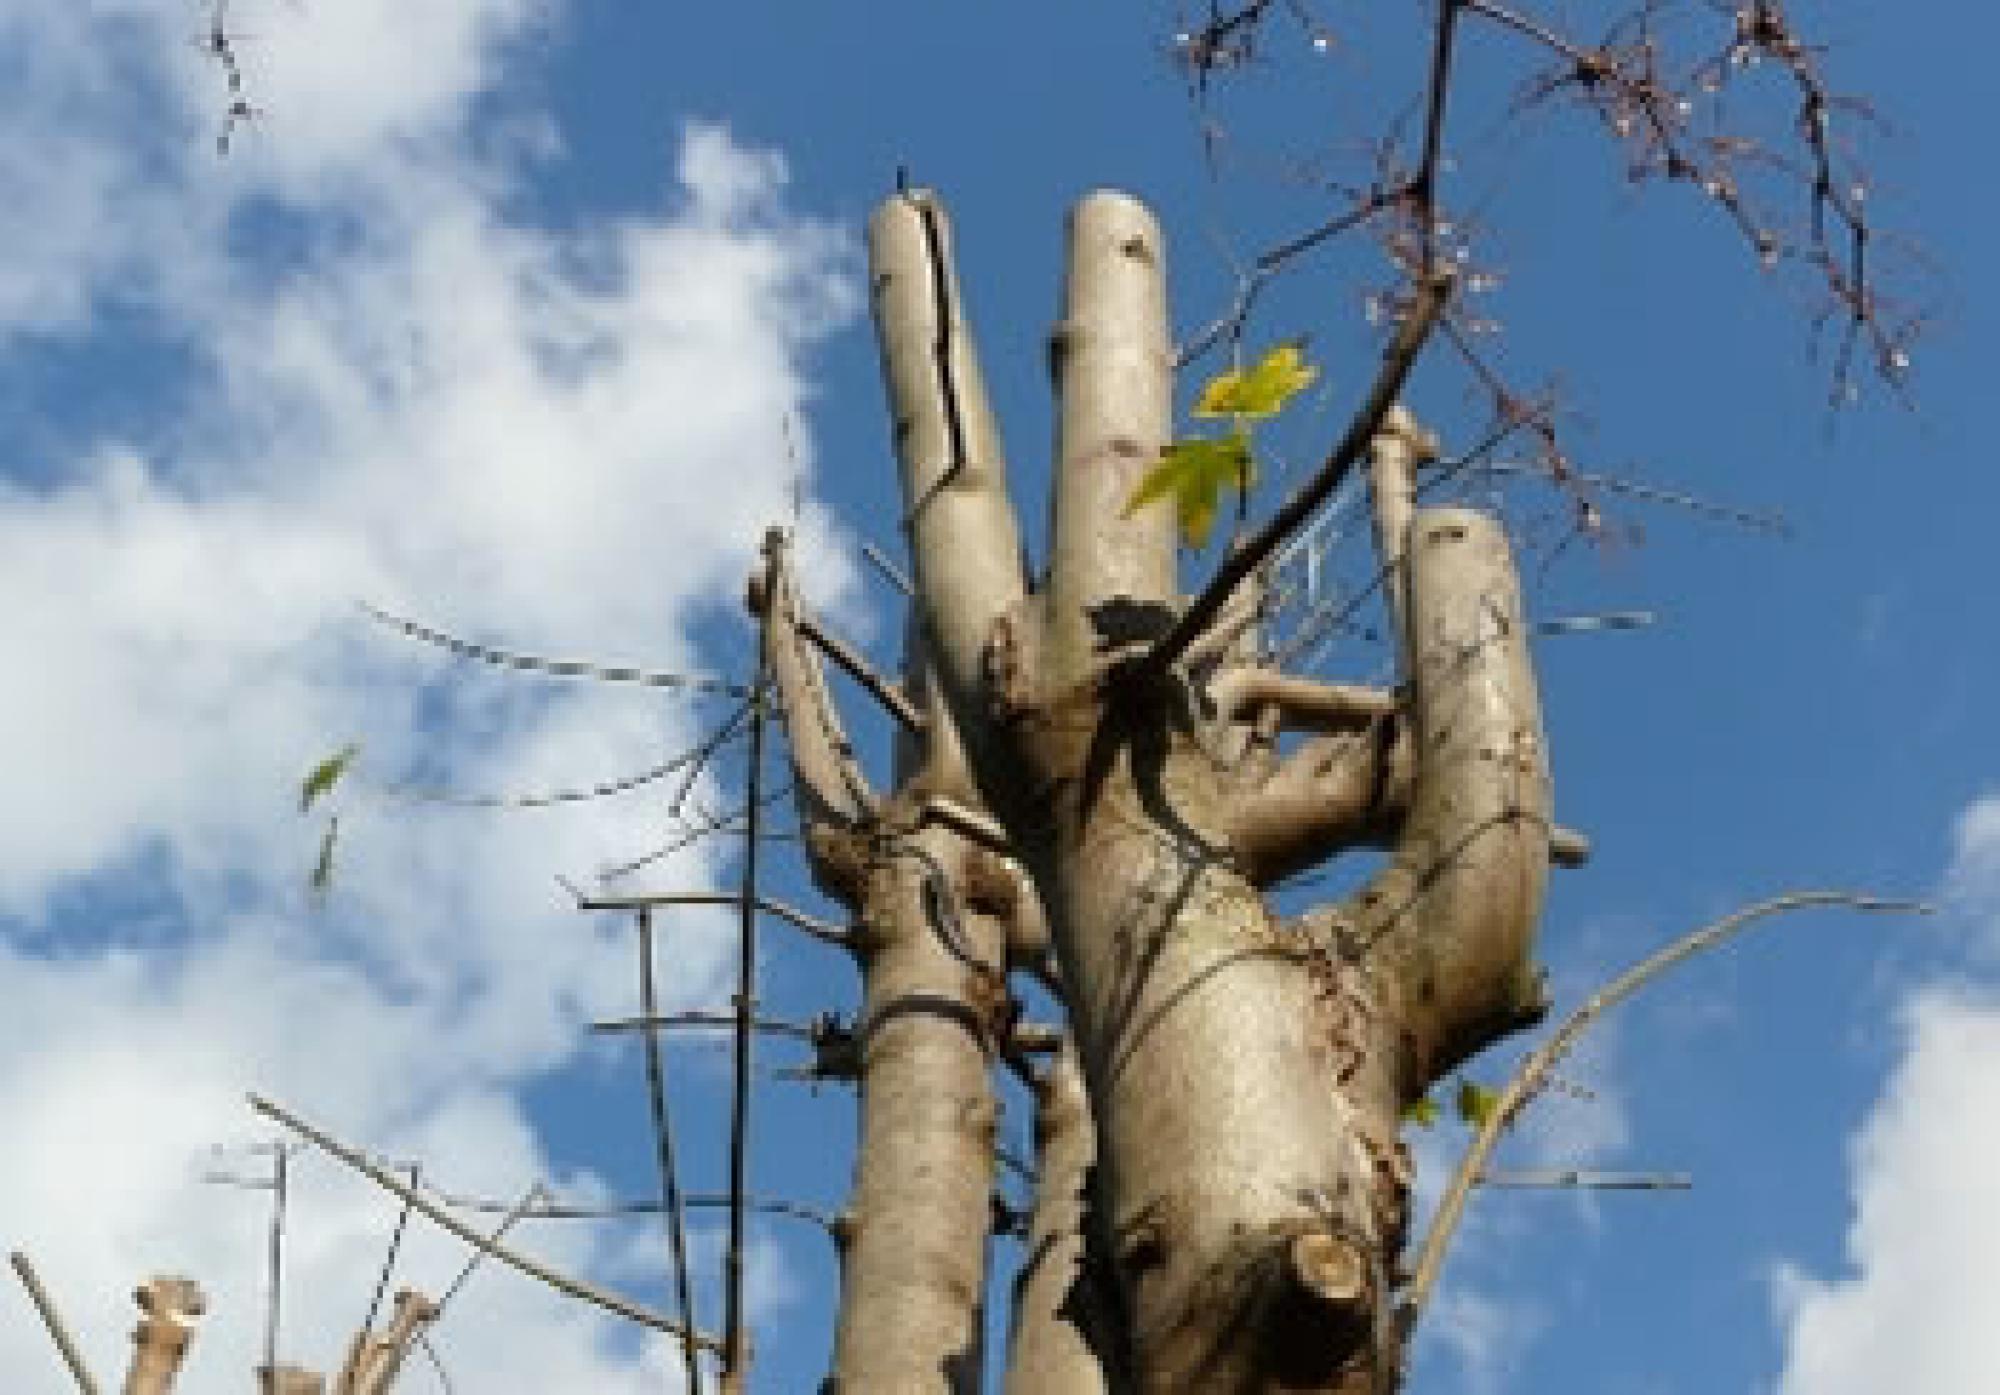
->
[1399,890,1929,1338]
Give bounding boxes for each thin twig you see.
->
[1150,269,1453,674]
[794,612,923,736]
[1399,890,1928,1336]
[635,908,704,1393]
[1449,458,1790,535]
[247,1094,723,1351]
[1413,0,1467,269]
[861,541,915,596]
[8,1252,102,1395]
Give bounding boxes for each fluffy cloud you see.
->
[1769,987,2000,1394]
[0,1,855,1387]
[1769,805,2000,1394]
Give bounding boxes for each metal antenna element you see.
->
[362,1163,421,1335]
[437,1183,546,1316]
[722,664,772,1390]
[357,601,747,697]
[635,906,704,1393]
[249,1093,723,1348]
[263,1143,292,1378]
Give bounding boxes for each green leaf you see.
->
[1404,1094,1441,1128]
[1192,342,1318,421]
[300,743,359,813]
[1124,432,1254,549]
[309,816,340,900]
[1455,1079,1502,1128]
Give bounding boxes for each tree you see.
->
[4,2,1948,1392]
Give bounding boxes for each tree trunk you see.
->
[755,534,1017,1392]
[865,190,1555,1391]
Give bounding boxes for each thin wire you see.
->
[637,908,704,1393]
[363,1163,421,1334]
[367,733,742,811]
[417,1332,457,1395]
[263,1145,290,1377]
[722,671,769,1383]
[359,602,747,697]
[436,1183,545,1316]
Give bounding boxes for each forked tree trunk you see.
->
[863,189,1554,1392]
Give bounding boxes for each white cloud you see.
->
[0,1,853,1387]
[1770,986,2000,1395]
[1420,1287,1544,1395]
[1943,794,2000,945]
[1770,805,2000,1395]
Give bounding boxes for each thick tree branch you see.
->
[334,1288,437,1395]
[1046,191,1176,680]
[1367,406,1438,674]
[1228,719,1413,886]
[827,820,1006,1392]
[868,191,1030,733]
[1351,501,1553,1088]
[125,1283,205,1395]
[755,529,878,830]
[1207,670,1400,732]
[1400,891,1929,1337]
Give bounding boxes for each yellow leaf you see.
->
[1455,1079,1502,1128]
[300,743,359,813]
[1192,342,1318,420]
[1124,433,1254,549]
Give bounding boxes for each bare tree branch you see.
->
[8,1252,102,1395]
[1399,891,1929,1338]
[247,1094,724,1352]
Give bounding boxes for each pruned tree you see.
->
[13,3,1935,1393]
[852,184,1557,1390]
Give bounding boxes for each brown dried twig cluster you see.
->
[1168,0,1923,601]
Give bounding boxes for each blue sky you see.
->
[0,2,1993,1391]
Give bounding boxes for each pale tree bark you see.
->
[866,190,1557,1392]
[1004,1037,1117,1395]
[754,531,1023,1393]
[122,1276,204,1395]
[331,1288,437,1395]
